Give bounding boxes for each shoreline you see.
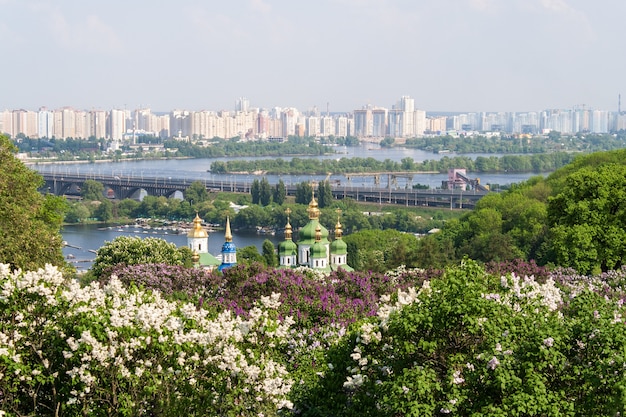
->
[24,156,193,166]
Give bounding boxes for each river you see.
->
[48,144,547,269]
[32,143,548,190]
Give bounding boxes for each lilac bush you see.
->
[213,263,434,328]
[484,258,552,282]
[99,263,220,301]
[0,264,294,416]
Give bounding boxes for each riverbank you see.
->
[24,155,193,166]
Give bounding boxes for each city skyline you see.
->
[1,1,625,113]
[3,96,625,141]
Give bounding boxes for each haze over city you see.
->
[1,0,625,113]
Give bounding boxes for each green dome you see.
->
[278,239,297,255]
[299,219,329,244]
[330,238,348,255]
[310,241,326,258]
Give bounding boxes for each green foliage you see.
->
[0,264,294,416]
[295,182,313,204]
[317,180,333,208]
[260,177,272,206]
[183,180,209,204]
[344,229,419,272]
[93,199,113,222]
[262,239,277,267]
[237,245,264,264]
[80,179,105,201]
[0,135,68,271]
[91,236,192,278]
[65,201,91,223]
[379,137,395,147]
[250,178,260,204]
[298,260,626,416]
[208,152,578,175]
[546,163,626,274]
[273,179,286,205]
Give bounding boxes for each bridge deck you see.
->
[40,172,488,209]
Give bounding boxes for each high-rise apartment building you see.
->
[108,109,127,141]
[353,108,373,137]
[37,108,54,138]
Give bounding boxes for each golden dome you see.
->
[307,190,320,220]
[187,213,209,238]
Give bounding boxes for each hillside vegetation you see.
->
[416,149,626,274]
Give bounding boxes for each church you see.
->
[186,192,352,273]
[187,214,237,272]
[277,193,353,272]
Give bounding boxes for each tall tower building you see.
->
[108,109,127,141]
[236,97,250,113]
[38,108,54,138]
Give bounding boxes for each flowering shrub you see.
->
[99,263,220,302]
[213,263,432,328]
[295,260,626,416]
[4,260,626,416]
[0,264,293,416]
[484,258,552,282]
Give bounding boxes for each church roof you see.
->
[198,252,221,266]
[279,239,297,255]
[299,219,329,244]
[330,238,348,254]
[187,213,208,238]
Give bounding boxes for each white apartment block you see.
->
[2,95,624,142]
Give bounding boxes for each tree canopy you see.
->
[417,149,626,272]
[90,236,192,279]
[0,135,67,271]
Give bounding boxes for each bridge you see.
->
[40,172,489,209]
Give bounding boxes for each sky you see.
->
[1,0,625,113]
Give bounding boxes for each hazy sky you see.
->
[1,0,624,113]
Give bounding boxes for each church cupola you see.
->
[218,216,237,272]
[278,208,297,267]
[330,208,350,270]
[187,213,209,253]
[298,187,330,265]
[310,224,328,270]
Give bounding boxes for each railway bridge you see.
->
[40,172,489,209]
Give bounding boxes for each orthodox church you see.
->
[187,214,237,272]
[278,193,353,272]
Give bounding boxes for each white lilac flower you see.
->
[451,370,464,385]
[487,356,500,370]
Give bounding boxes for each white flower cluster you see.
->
[495,273,563,311]
[377,282,429,329]
[0,264,294,414]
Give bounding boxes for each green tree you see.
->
[273,179,286,205]
[80,179,105,201]
[344,229,419,272]
[116,198,141,218]
[317,180,333,208]
[237,245,264,264]
[251,179,260,204]
[262,239,277,267]
[184,180,209,204]
[295,182,313,205]
[260,177,272,206]
[546,163,626,274]
[91,236,192,278]
[65,202,91,223]
[233,205,271,230]
[93,199,114,222]
[0,135,67,271]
